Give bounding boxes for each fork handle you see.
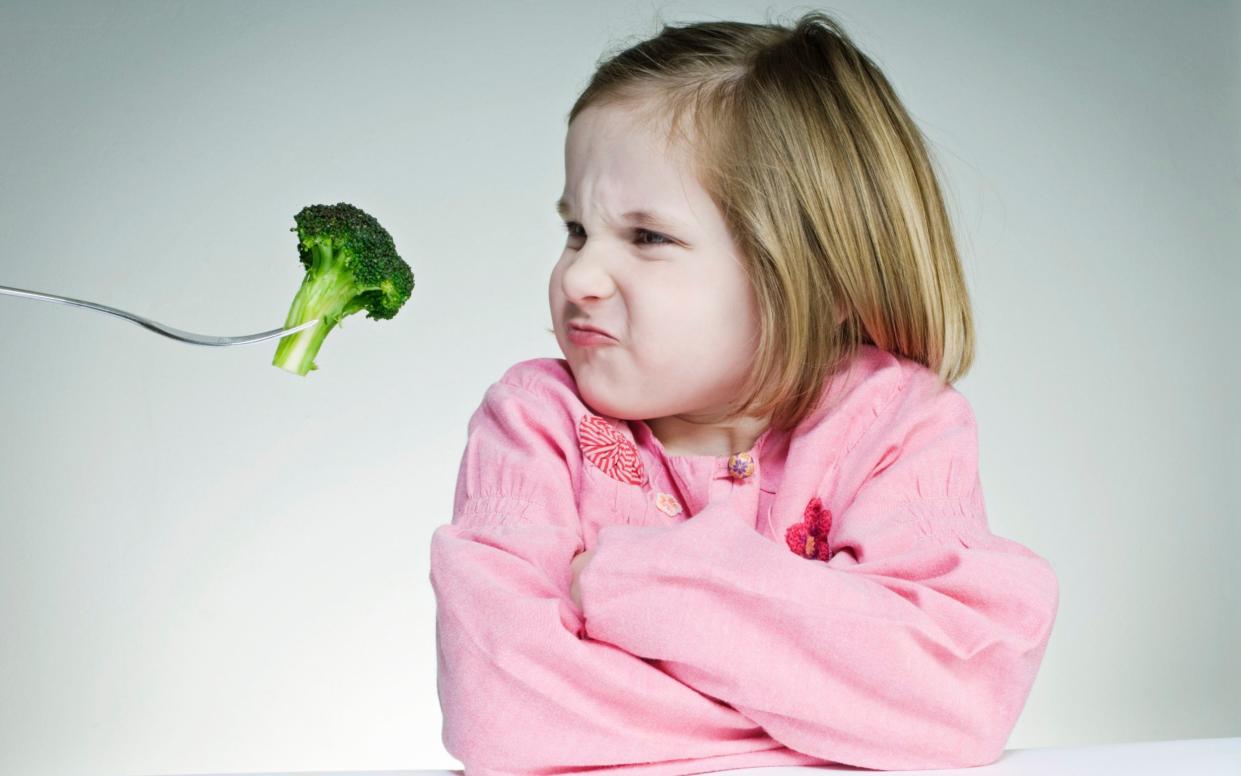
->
[0,283,181,335]
[0,283,311,346]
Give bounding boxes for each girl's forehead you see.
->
[565,117,696,202]
[561,102,718,235]
[568,101,688,157]
[559,160,701,234]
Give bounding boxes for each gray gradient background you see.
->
[1,1,1238,774]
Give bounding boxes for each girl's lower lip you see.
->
[568,328,616,347]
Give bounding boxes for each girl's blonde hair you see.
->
[566,10,976,431]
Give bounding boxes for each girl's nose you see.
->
[561,248,616,302]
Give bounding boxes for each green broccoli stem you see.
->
[272,264,358,376]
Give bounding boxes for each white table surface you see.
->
[149,735,1241,776]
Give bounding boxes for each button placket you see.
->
[702,452,762,525]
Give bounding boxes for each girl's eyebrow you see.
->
[555,198,685,232]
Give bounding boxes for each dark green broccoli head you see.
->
[273,202,415,376]
[290,202,415,320]
[291,202,416,320]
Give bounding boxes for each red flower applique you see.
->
[577,414,647,486]
[785,496,833,561]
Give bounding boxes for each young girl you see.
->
[430,11,1058,776]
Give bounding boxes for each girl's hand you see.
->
[569,547,596,609]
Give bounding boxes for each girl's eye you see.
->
[562,222,672,246]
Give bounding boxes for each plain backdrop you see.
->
[0,1,1237,774]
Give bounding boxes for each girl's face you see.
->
[549,102,763,430]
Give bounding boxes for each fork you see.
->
[0,284,320,346]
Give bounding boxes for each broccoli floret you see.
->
[272,202,415,376]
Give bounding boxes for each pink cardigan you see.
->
[429,344,1059,775]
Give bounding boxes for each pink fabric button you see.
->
[654,492,683,516]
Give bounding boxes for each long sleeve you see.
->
[429,371,832,776]
[576,381,1061,771]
